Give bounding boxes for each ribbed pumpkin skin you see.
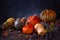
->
[40,9,56,23]
[27,14,40,25]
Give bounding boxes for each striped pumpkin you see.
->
[40,9,56,23]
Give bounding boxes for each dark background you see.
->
[0,0,60,24]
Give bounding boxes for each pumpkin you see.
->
[3,18,15,29]
[40,9,56,23]
[22,24,33,34]
[6,18,15,24]
[34,23,47,36]
[27,14,40,25]
[14,17,26,30]
[3,22,11,29]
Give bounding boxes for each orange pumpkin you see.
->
[27,14,40,25]
[40,9,56,23]
[22,24,33,34]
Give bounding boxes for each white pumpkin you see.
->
[34,23,46,36]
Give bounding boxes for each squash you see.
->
[40,9,56,23]
[6,18,15,24]
[14,17,26,31]
[3,18,15,29]
[27,14,40,25]
[22,24,33,34]
[34,23,47,36]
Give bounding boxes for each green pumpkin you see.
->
[14,17,26,31]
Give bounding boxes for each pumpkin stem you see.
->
[21,17,26,22]
[22,17,26,20]
[32,14,37,20]
[46,9,49,15]
[33,14,37,16]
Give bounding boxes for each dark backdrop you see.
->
[0,0,60,24]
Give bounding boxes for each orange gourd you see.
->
[22,24,33,34]
[40,9,56,23]
[27,14,40,25]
